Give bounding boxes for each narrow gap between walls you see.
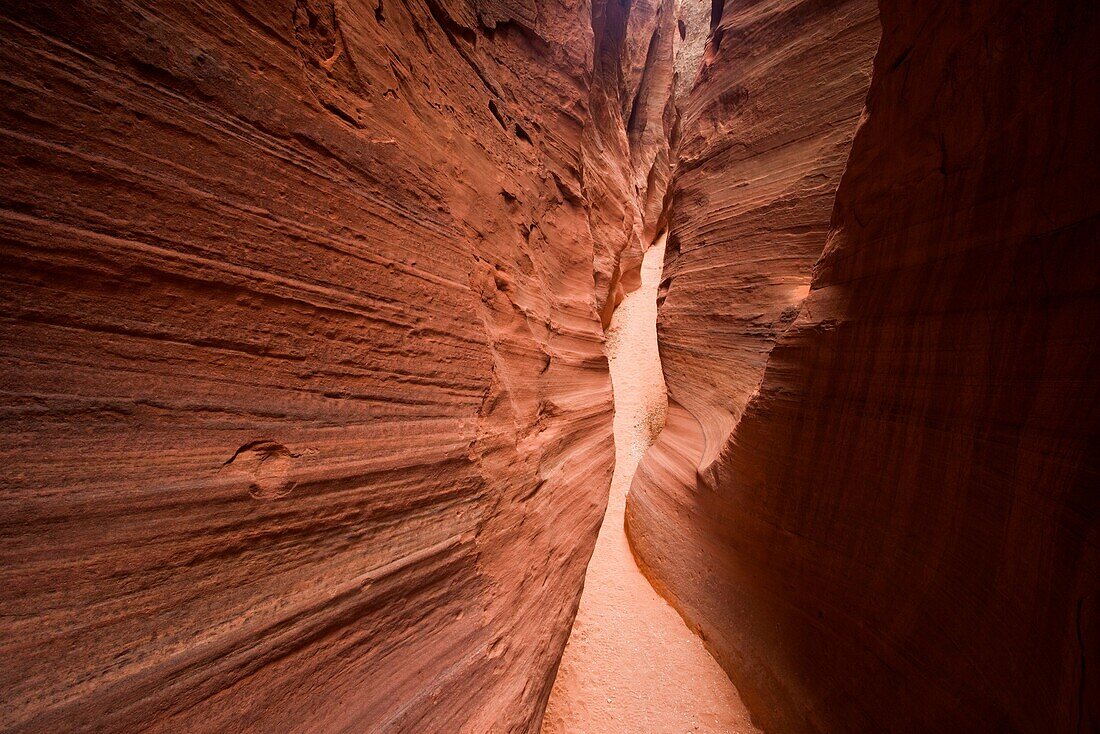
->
[540,235,759,734]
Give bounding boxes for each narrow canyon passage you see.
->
[1,2,1095,731]
[542,237,758,733]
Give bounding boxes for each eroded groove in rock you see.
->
[5,0,1098,730]
[0,0,637,730]
[628,0,1100,731]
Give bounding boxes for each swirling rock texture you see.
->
[629,0,1100,732]
[649,0,880,473]
[0,0,676,730]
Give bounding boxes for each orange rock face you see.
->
[0,0,663,729]
[629,0,1100,731]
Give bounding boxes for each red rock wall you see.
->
[628,0,1100,731]
[655,0,880,472]
[584,0,684,326]
[0,0,639,730]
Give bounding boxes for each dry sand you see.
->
[542,237,759,733]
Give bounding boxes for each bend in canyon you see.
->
[543,237,758,734]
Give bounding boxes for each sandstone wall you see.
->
[0,0,632,730]
[584,0,687,326]
[653,0,880,473]
[628,0,1099,731]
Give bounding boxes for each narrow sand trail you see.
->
[542,238,759,733]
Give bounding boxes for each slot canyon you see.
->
[0,0,1096,733]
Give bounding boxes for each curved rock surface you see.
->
[655,0,880,471]
[0,0,662,729]
[629,0,1100,731]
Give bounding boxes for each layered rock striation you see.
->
[0,0,670,729]
[629,0,1100,731]
[650,0,880,477]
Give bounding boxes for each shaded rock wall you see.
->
[0,0,661,730]
[628,0,1100,731]
[584,0,687,326]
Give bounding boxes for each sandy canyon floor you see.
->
[542,239,759,733]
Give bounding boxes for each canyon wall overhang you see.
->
[0,0,673,729]
[628,0,1100,731]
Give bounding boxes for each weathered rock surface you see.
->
[0,0,651,729]
[629,0,1100,731]
[655,0,880,471]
